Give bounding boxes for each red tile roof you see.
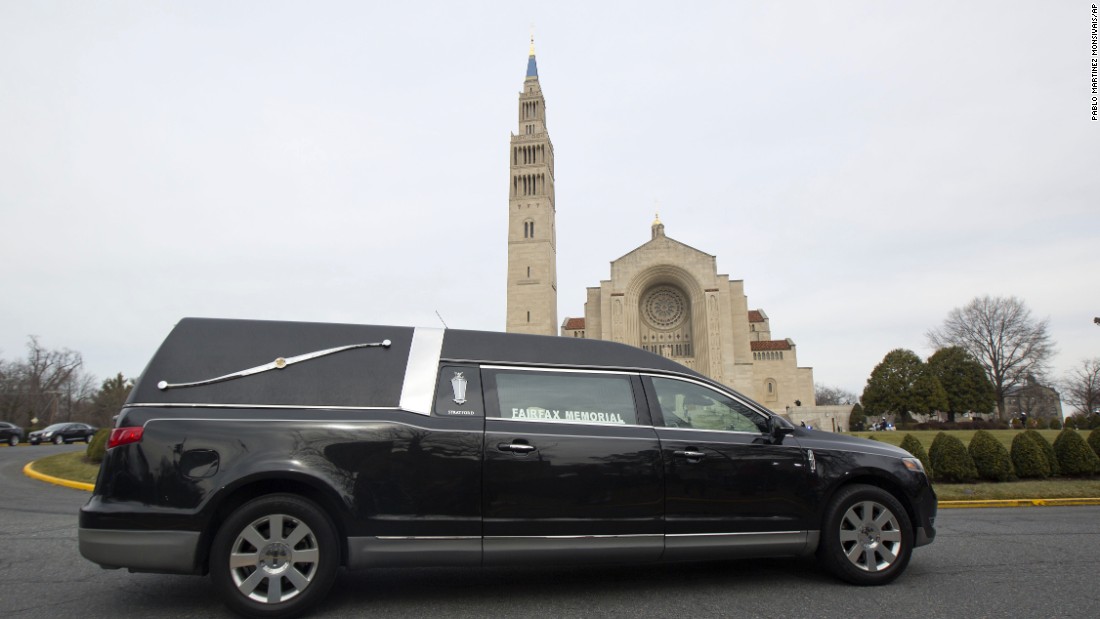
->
[751,340,791,351]
[562,317,586,330]
[748,310,766,323]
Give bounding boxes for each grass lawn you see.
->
[31,450,100,485]
[933,479,1100,500]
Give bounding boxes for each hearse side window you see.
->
[493,371,638,426]
[650,377,768,433]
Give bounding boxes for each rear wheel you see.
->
[817,484,913,585]
[7,436,16,446]
[210,494,338,619]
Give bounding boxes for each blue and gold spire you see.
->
[526,34,538,79]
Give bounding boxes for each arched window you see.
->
[765,379,778,402]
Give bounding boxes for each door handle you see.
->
[497,442,537,454]
[674,450,706,460]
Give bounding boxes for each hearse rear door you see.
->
[480,367,665,565]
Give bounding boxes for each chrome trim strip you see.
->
[156,340,392,391]
[126,403,396,410]
[399,327,445,415]
[480,365,642,376]
[347,535,480,569]
[139,417,483,435]
[655,426,763,437]
[486,532,655,538]
[375,536,480,540]
[663,530,814,559]
[485,424,660,440]
[488,416,651,430]
[667,530,801,538]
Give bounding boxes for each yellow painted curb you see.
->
[23,461,95,492]
[939,497,1100,509]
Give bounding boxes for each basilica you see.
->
[505,41,817,415]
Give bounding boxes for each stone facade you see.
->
[1004,375,1064,421]
[562,217,816,414]
[505,40,558,336]
[506,44,818,417]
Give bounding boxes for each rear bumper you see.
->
[78,527,201,575]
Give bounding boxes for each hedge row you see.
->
[907,418,1063,431]
[911,428,1100,483]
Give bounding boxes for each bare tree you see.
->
[927,295,1054,421]
[814,384,857,406]
[8,337,85,427]
[1062,358,1100,416]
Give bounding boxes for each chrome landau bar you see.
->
[156,340,393,391]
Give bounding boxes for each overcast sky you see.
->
[1,1,1097,397]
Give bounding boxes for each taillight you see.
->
[108,427,144,449]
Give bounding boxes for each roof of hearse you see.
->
[127,318,703,409]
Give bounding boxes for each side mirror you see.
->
[768,416,795,444]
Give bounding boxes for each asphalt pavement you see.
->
[2,444,1099,618]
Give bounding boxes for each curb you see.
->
[23,461,95,492]
[938,497,1100,509]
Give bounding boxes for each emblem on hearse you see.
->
[156,340,392,390]
[451,372,468,405]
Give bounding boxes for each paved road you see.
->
[2,444,1099,618]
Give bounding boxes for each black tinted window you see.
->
[493,371,638,426]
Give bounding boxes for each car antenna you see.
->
[434,310,448,329]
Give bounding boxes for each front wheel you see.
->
[817,484,913,585]
[210,494,339,619]
[53,435,65,445]
[7,436,16,446]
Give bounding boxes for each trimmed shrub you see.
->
[1024,430,1059,476]
[1052,429,1100,476]
[929,432,978,483]
[1011,432,1051,478]
[849,403,866,431]
[899,434,933,479]
[1049,418,1062,430]
[968,429,1014,481]
[86,428,110,464]
[1088,428,1100,459]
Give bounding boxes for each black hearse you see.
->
[80,318,936,618]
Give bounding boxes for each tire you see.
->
[53,435,65,445]
[817,484,913,586]
[7,436,16,447]
[210,494,339,619]
[85,434,92,444]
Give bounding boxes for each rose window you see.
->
[643,286,687,329]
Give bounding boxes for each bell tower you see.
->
[506,37,557,335]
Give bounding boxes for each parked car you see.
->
[28,422,96,445]
[80,318,936,618]
[0,421,24,446]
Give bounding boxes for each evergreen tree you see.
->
[928,346,996,422]
[862,349,948,421]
